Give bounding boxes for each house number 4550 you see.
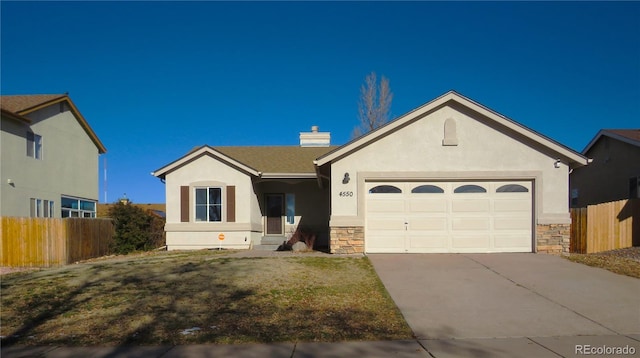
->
[339,191,354,197]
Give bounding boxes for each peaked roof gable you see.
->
[1,94,67,113]
[0,94,107,154]
[152,145,337,179]
[153,146,260,179]
[582,129,640,154]
[315,91,588,167]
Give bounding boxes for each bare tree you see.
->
[353,72,393,138]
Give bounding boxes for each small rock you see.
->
[180,327,201,335]
[291,241,308,252]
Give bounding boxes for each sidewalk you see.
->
[3,335,639,358]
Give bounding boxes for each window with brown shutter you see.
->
[180,186,189,222]
[227,186,236,222]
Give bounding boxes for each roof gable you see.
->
[152,145,336,179]
[582,129,640,154]
[315,91,588,168]
[0,94,107,154]
[1,94,67,113]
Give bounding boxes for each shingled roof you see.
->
[0,94,67,113]
[0,94,107,154]
[213,146,337,174]
[153,145,337,179]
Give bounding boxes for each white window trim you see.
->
[27,132,43,159]
[61,196,97,218]
[30,198,55,218]
[194,187,223,222]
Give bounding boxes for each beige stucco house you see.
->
[1,94,106,218]
[153,91,588,254]
[570,129,640,207]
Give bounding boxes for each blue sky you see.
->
[2,1,639,204]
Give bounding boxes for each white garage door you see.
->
[365,181,533,253]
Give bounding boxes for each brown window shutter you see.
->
[227,186,236,222]
[180,186,189,222]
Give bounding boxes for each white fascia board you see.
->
[315,92,453,166]
[152,146,260,178]
[315,91,588,167]
[452,94,589,166]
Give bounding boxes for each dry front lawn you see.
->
[1,251,412,346]
[565,247,640,278]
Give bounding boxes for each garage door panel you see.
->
[452,218,490,230]
[452,200,490,212]
[409,218,447,230]
[408,199,447,212]
[452,235,491,249]
[368,200,404,213]
[367,219,406,231]
[366,235,405,252]
[409,233,449,253]
[494,217,531,230]
[494,234,531,250]
[494,200,531,212]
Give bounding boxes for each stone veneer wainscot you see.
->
[536,224,570,255]
[329,227,364,254]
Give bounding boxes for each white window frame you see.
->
[30,199,54,217]
[27,131,43,159]
[194,187,223,222]
[61,196,96,218]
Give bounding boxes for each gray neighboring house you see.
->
[154,91,589,254]
[1,94,107,218]
[570,129,640,207]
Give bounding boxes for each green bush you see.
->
[108,202,165,254]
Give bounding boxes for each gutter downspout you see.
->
[313,161,324,189]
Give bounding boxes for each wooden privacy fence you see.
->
[570,199,639,254]
[0,217,114,267]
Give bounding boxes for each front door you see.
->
[265,194,284,235]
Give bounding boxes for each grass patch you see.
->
[1,252,412,346]
[566,252,640,279]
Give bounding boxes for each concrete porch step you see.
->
[260,236,287,245]
[253,244,281,251]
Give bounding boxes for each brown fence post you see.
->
[570,207,587,254]
[632,199,640,247]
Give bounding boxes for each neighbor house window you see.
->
[30,199,54,218]
[61,196,96,218]
[195,187,222,222]
[27,132,43,159]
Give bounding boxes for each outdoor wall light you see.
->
[554,159,561,168]
[7,178,14,186]
[343,172,350,184]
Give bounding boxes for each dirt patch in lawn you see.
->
[566,247,640,279]
[1,251,412,346]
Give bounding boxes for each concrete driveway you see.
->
[369,253,639,357]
